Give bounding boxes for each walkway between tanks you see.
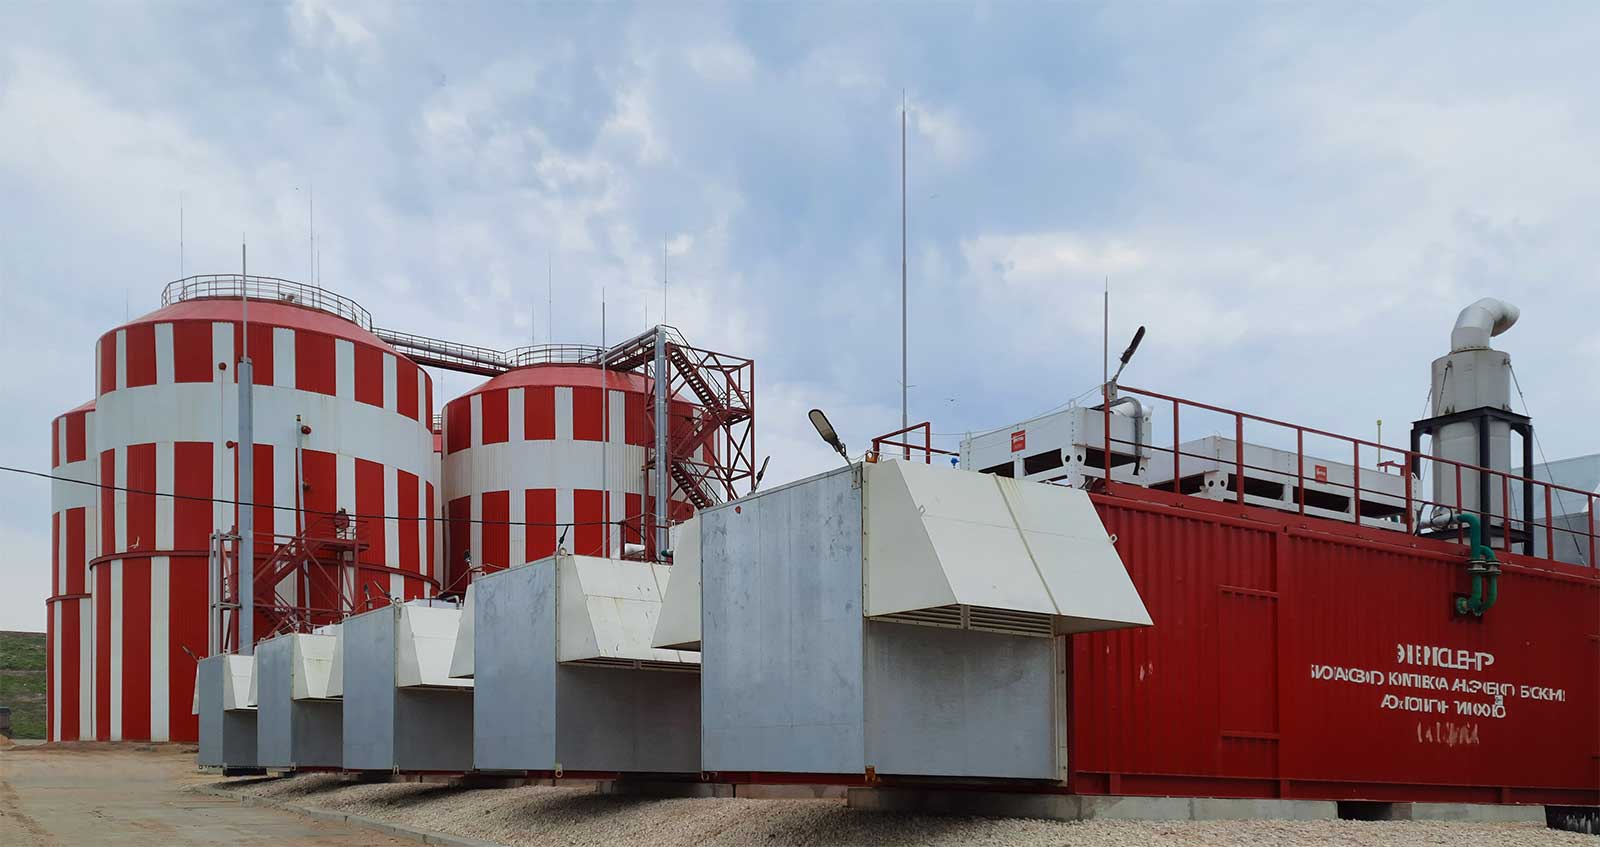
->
[0,741,417,846]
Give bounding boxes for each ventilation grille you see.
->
[563,657,700,674]
[873,604,1055,638]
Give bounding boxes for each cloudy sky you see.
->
[3,2,1598,630]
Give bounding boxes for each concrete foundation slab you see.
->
[846,788,1341,822]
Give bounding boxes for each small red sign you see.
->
[1314,464,1328,483]
[1011,430,1027,453]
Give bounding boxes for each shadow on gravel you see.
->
[754,808,1014,847]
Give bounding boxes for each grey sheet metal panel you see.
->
[255,637,293,768]
[257,636,343,769]
[473,563,559,771]
[474,561,700,773]
[394,688,473,772]
[341,606,397,770]
[555,666,699,773]
[701,465,866,774]
[197,655,257,768]
[863,620,1057,779]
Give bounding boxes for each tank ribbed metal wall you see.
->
[52,294,440,743]
[47,401,96,741]
[440,364,707,590]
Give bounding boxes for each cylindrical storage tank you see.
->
[87,277,439,742]
[440,359,708,590]
[48,400,97,742]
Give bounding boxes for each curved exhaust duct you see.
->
[1450,297,1520,352]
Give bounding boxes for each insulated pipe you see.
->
[1450,297,1520,352]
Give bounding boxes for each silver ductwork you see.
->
[1426,298,1519,519]
[1450,297,1521,353]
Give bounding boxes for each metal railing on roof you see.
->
[506,344,606,367]
[162,275,372,330]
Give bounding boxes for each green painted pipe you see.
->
[1451,513,1499,617]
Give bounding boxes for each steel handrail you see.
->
[1102,386,1597,567]
[162,274,372,330]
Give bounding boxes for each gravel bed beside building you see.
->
[213,774,1593,847]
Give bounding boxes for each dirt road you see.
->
[0,742,416,846]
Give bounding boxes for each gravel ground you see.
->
[218,774,1593,847]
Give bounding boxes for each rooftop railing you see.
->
[162,275,372,330]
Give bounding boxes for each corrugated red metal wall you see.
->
[1076,484,1599,806]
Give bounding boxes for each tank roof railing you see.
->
[162,275,373,330]
[505,343,607,367]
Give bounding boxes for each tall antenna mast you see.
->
[598,286,601,553]
[179,193,184,279]
[663,234,668,326]
[1103,277,1109,390]
[900,91,909,457]
[308,182,314,285]
[237,236,254,655]
[547,254,553,342]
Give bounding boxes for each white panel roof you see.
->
[291,632,339,700]
[557,554,698,667]
[865,460,1152,634]
[651,517,701,651]
[223,654,256,712]
[397,602,473,689]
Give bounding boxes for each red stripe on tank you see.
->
[295,331,336,395]
[238,323,274,385]
[126,444,156,554]
[526,489,557,562]
[66,411,87,463]
[46,601,55,739]
[52,511,60,596]
[398,470,421,600]
[172,321,215,383]
[355,459,386,604]
[173,442,213,550]
[354,344,383,407]
[301,450,337,613]
[395,356,419,420]
[481,490,509,573]
[99,337,115,395]
[425,482,436,589]
[95,564,111,740]
[572,387,604,441]
[121,561,151,740]
[626,392,648,446]
[481,390,508,445]
[124,323,156,387]
[446,401,471,453]
[423,372,433,427]
[168,555,206,742]
[52,417,59,468]
[61,600,81,740]
[574,489,606,556]
[66,508,87,595]
[525,387,556,440]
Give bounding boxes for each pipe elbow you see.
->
[1450,297,1520,352]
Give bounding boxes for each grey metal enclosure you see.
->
[472,556,700,774]
[256,632,342,769]
[341,602,473,773]
[696,462,1151,781]
[196,654,257,770]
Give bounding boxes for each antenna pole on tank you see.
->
[237,238,254,655]
[598,286,601,557]
[179,192,184,279]
[547,254,553,343]
[900,91,909,457]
